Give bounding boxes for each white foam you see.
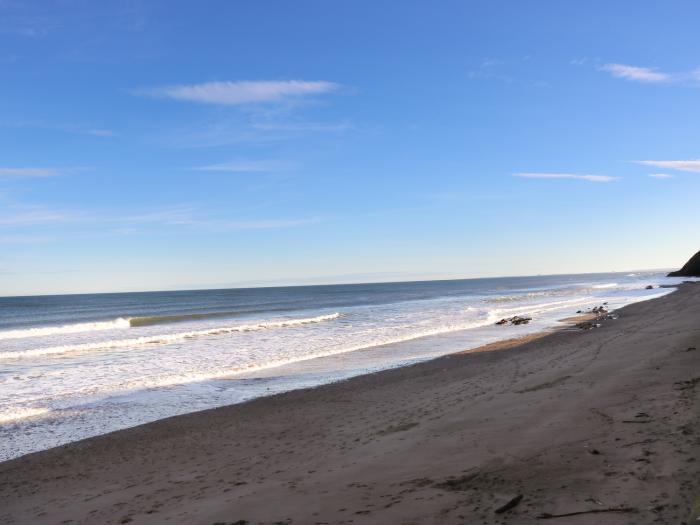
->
[144,315,499,386]
[592,283,618,289]
[491,297,595,318]
[0,313,341,360]
[0,407,50,425]
[0,318,131,340]
[4,312,499,403]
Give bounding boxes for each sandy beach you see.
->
[1,283,699,525]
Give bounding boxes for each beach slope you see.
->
[1,285,699,524]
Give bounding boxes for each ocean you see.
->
[0,271,685,461]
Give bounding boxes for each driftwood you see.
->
[674,377,700,391]
[622,438,658,447]
[494,494,523,514]
[537,507,637,519]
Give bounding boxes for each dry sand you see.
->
[1,284,699,525]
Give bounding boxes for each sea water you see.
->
[0,272,686,460]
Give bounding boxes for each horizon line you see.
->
[0,267,675,299]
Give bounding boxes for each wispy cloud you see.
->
[251,120,351,133]
[0,234,55,244]
[137,80,340,106]
[514,172,618,183]
[116,205,319,231]
[648,173,674,179]
[117,206,198,226]
[0,120,115,138]
[0,167,62,178]
[85,128,115,137]
[600,63,700,85]
[220,218,320,230]
[600,63,670,83]
[635,160,700,173]
[0,2,149,41]
[153,116,349,149]
[466,58,513,83]
[0,207,71,226]
[190,160,292,173]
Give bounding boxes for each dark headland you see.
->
[668,249,700,276]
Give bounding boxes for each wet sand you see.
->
[1,284,699,524]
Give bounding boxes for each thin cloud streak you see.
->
[0,201,318,232]
[0,167,62,178]
[636,160,700,173]
[514,172,618,183]
[251,120,351,132]
[0,209,71,226]
[600,63,700,86]
[138,80,340,106]
[0,120,115,138]
[106,206,320,231]
[117,206,199,226]
[220,218,320,230]
[600,63,670,83]
[191,160,292,173]
[0,234,55,244]
[648,173,674,179]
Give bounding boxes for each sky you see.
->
[1,0,700,296]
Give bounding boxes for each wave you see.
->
[489,297,597,319]
[20,313,504,400]
[0,314,496,429]
[592,283,618,289]
[0,309,301,341]
[78,298,611,395]
[0,318,131,341]
[484,291,552,303]
[0,313,341,360]
[0,407,51,425]
[128,311,245,327]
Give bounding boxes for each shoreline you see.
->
[1,284,699,524]
[0,299,623,463]
[0,283,658,462]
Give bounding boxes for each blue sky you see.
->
[1,1,700,296]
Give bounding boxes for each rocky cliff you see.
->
[668,250,700,277]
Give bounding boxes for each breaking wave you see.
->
[0,309,310,341]
[128,311,246,327]
[0,313,341,360]
[0,407,51,425]
[0,318,131,340]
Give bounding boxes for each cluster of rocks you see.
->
[576,303,618,330]
[495,315,532,326]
